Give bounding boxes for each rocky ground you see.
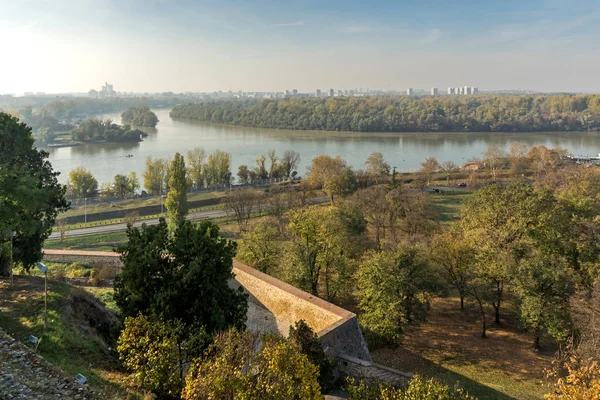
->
[0,329,104,400]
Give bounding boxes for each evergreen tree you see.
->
[165,152,188,232]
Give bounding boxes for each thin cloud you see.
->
[272,21,304,28]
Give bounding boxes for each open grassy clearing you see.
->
[428,190,472,224]
[0,276,132,398]
[371,296,554,400]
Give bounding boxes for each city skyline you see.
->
[1,0,599,94]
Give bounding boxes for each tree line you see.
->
[170,94,600,132]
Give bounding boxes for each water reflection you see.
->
[45,108,600,184]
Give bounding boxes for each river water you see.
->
[45,108,600,185]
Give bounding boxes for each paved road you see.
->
[49,196,330,240]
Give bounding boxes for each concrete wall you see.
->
[337,354,413,386]
[43,249,121,269]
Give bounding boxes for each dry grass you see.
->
[371,297,554,400]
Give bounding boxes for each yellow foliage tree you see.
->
[546,357,600,400]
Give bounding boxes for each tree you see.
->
[440,160,459,186]
[431,229,475,310]
[289,320,334,391]
[224,188,260,232]
[281,150,300,179]
[121,105,158,127]
[68,167,98,198]
[112,174,131,198]
[56,218,68,242]
[354,186,391,250]
[186,147,206,191]
[143,156,169,195]
[483,145,507,182]
[165,153,188,232]
[0,113,69,275]
[387,188,439,241]
[204,149,231,186]
[237,216,283,274]
[516,252,575,350]
[356,244,440,346]
[365,152,391,184]
[267,149,278,183]
[508,141,529,179]
[286,205,365,299]
[347,375,474,399]
[546,356,600,400]
[114,219,248,334]
[117,315,185,399]
[419,157,439,186]
[182,329,321,400]
[307,155,355,202]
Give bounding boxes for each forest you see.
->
[170,94,600,132]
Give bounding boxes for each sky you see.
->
[1,0,599,94]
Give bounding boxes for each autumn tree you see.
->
[419,156,439,186]
[204,149,232,186]
[68,167,98,198]
[181,329,321,400]
[165,152,188,232]
[440,160,459,186]
[483,145,507,182]
[307,155,356,202]
[508,141,529,179]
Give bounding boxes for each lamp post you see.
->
[84,197,87,224]
[37,262,48,330]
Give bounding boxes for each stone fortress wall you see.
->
[43,249,412,385]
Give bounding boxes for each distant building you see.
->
[464,86,471,95]
[88,89,98,99]
[284,89,290,96]
[457,87,463,95]
[315,89,321,97]
[407,88,413,96]
[473,87,479,94]
[24,92,34,96]
[447,87,454,95]
[292,89,298,96]
[329,88,334,97]
[431,87,438,96]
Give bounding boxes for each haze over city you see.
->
[1,0,599,94]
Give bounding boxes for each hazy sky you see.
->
[1,0,599,94]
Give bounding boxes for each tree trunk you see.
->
[494,280,503,324]
[460,294,464,310]
[476,298,487,338]
[0,256,9,277]
[533,334,541,351]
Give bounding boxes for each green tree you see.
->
[286,205,365,299]
[516,252,575,350]
[186,147,206,191]
[112,174,131,198]
[237,216,283,273]
[67,167,98,198]
[356,244,440,346]
[143,156,169,195]
[347,375,474,400]
[114,219,248,334]
[0,113,69,275]
[204,149,232,186]
[307,155,355,202]
[289,320,334,392]
[121,105,159,127]
[165,152,188,231]
[281,149,300,179]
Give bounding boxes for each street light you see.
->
[37,262,48,330]
[84,197,87,224]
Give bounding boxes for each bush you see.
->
[347,376,475,400]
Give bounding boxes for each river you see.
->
[45,108,600,185]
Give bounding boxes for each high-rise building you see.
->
[292,89,298,96]
[315,89,321,97]
[407,88,413,96]
[284,89,290,96]
[328,88,334,97]
[464,86,471,95]
[448,87,454,95]
[457,87,463,95]
[472,87,479,94]
[431,88,438,96]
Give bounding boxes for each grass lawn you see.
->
[60,190,225,219]
[45,231,128,251]
[429,190,473,224]
[371,297,554,400]
[0,276,131,398]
